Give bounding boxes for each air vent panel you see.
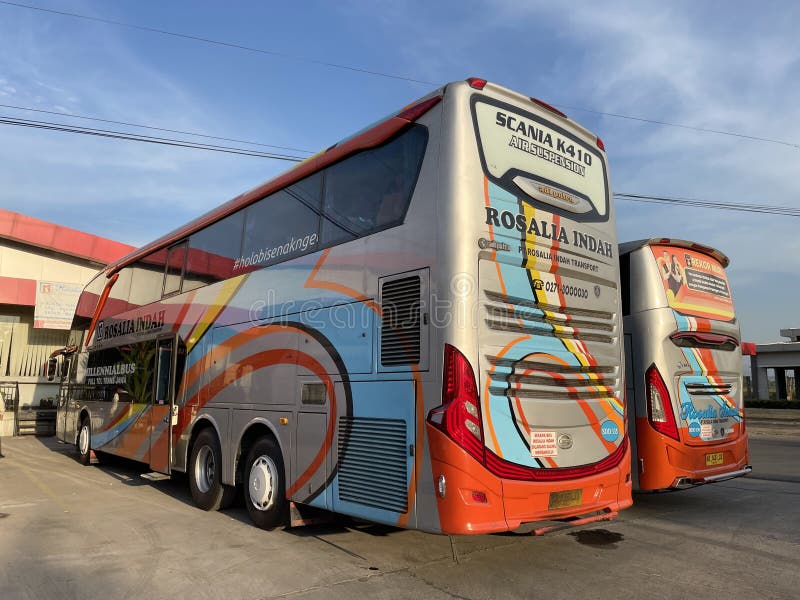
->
[338,417,408,513]
[380,276,421,366]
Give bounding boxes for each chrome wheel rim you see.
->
[78,424,90,455]
[195,446,215,494]
[248,455,277,511]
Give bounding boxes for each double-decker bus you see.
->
[619,239,751,490]
[55,78,631,533]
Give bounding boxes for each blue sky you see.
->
[1,1,798,343]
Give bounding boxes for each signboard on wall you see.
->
[34,281,83,329]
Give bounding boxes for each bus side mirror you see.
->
[46,357,58,381]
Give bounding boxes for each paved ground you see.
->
[1,421,798,600]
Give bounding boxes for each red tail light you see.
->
[484,438,628,481]
[531,97,567,118]
[596,137,605,151]
[741,403,746,435]
[428,344,484,462]
[670,332,739,351]
[646,364,679,440]
[396,95,442,122]
[467,77,488,90]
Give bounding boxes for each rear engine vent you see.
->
[380,275,421,366]
[338,417,408,513]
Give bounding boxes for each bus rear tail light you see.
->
[484,438,628,481]
[397,95,442,122]
[741,403,746,435]
[670,332,739,351]
[596,137,605,151]
[471,490,488,504]
[646,364,679,440]
[428,344,485,463]
[531,98,567,119]
[467,77,487,90]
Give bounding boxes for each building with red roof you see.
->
[0,209,133,435]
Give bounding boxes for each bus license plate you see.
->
[705,452,724,466]
[548,489,583,510]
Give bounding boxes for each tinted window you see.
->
[153,338,188,404]
[184,211,244,289]
[163,242,187,296]
[620,252,631,316]
[128,250,167,307]
[239,173,322,272]
[320,124,427,246]
[82,341,156,404]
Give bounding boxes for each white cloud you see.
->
[1,0,797,340]
[0,4,290,244]
[355,0,800,338]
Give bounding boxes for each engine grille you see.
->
[338,417,408,513]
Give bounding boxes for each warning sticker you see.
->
[530,431,558,457]
[700,423,713,440]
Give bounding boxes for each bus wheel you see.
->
[244,437,287,530]
[77,418,92,466]
[189,429,231,511]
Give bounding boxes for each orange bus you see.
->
[620,239,751,490]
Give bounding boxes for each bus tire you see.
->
[243,437,287,530]
[189,428,228,511]
[77,417,92,466]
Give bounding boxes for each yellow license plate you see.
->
[548,489,583,510]
[705,452,724,466]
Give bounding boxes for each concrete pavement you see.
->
[1,426,798,600]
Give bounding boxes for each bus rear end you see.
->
[621,239,751,491]
[426,79,630,534]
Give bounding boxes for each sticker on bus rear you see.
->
[600,420,620,442]
[530,431,558,457]
[650,245,734,321]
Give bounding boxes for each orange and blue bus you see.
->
[55,78,631,533]
[619,239,750,490]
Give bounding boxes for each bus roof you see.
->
[104,77,600,278]
[619,238,729,268]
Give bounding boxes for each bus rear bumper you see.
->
[427,425,632,535]
[635,419,751,490]
[671,465,752,488]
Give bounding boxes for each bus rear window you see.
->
[471,96,609,222]
[651,245,735,322]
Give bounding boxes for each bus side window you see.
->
[620,253,631,317]
[241,172,323,270]
[154,341,173,405]
[163,242,187,297]
[184,211,246,289]
[320,124,428,246]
